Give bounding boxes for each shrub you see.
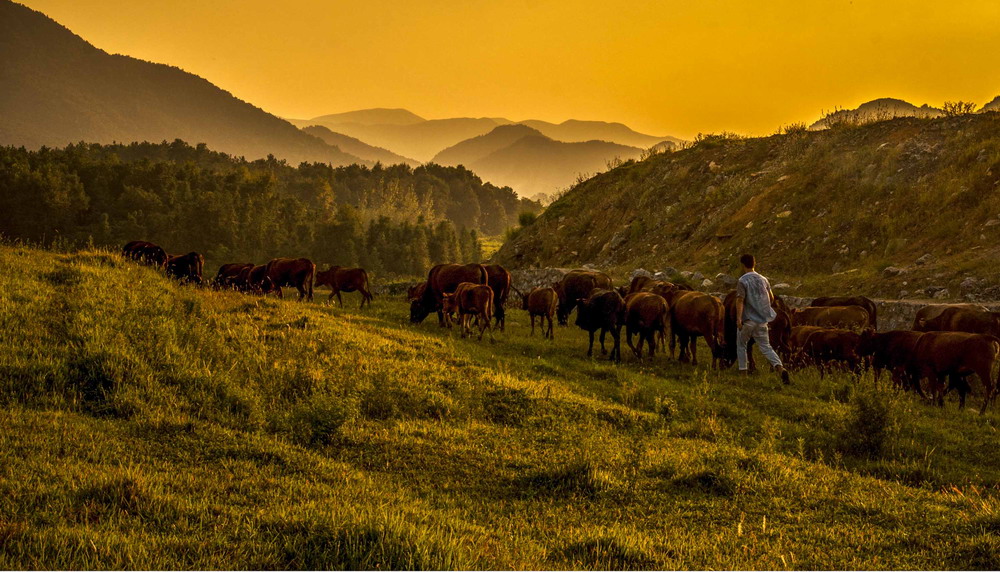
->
[837,386,899,459]
[287,394,355,446]
[518,211,538,227]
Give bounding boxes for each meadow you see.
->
[1,244,998,569]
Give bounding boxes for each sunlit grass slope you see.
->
[1,245,998,569]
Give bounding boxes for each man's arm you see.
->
[735,280,746,328]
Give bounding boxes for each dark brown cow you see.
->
[721,291,792,370]
[407,281,427,302]
[213,263,254,290]
[315,266,373,308]
[800,328,863,378]
[788,326,827,369]
[410,263,488,325]
[554,270,613,325]
[908,332,999,413]
[165,252,204,285]
[857,330,926,393]
[811,296,877,329]
[122,241,167,268]
[484,264,512,331]
[265,258,315,301]
[624,292,669,360]
[239,265,276,295]
[912,303,988,330]
[522,287,559,339]
[575,289,626,362]
[791,305,870,331]
[664,290,725,367]
[915,306,1000,337]
[441,282,495,341]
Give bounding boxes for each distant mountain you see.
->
[0,0,363,166]
[295,108,684,163]
[432,124,544,167]
[982,96,1000,113]
[810,98,943,129]
[450,129,644,198]
[309,108,426,127]
[301,125,419,166]
[520,119,683,149]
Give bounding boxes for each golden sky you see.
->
[19,0,1000,139]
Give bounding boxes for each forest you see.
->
[0,140,540,275]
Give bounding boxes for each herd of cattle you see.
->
[121,242,998,415]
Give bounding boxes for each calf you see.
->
[315,266,373,308]
[214,263,254,290]
[575,289,626,362]
[908,332,999,413]
[522,287,559,339]
[857,330,926,394]
[624,292,669,360]
[441,283,495,341]
[788,326,827,369]
[800,328,862,378]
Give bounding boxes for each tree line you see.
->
[0,140,537,275]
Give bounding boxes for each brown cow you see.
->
[644,280,682,298]
[315,266,373,308]
[791,305,870,331]
[788,326,827,369]
[627,275,654,295]
[407,281,427,302]
[857,330,926,393]
[522,287,559,339]
[721,290,792,370]
[575,289,626,362]
[441,283,495,341]
[484,264,512,331]
[908,332,999,413]
[664,290,725,368]
[811,296,877,329]
[624,292,669,360]
[554,270,613,325]
[265,258,315,301]
[800,328,863,378]
[912,303,989,330]
[122,241,168,269]
[165,252,204,285]
[410,263,488,325]
[915,306,1000,337]
[240,265,276,296]
[213,263,254,290]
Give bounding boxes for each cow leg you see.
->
[611,326,622,362]
[546,315,554,340]
[690,336,698,366]
[328,289,337,303]
[626,327,640,359]
[336,291,344,306]
[587,331,595,357]
[599,330,608,355]
[530,315,536,336]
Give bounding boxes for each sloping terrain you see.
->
[494,112,1000,299]
[2,244,999,569]
[0,1,363,166]
[810,98,943,130]
[521,118,683,148]
[302,125,419,166]
[432,124,545,167]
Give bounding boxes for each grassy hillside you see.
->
[2,243,999,569]
[0,1,362,167]
[494,112,1000,299]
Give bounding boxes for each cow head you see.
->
[573,297,591,329]
[410,298,432,323]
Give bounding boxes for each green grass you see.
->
[2,245,1000,569]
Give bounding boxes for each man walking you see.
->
[735,253,790,383]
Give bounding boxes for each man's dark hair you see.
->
[740,254,755,269]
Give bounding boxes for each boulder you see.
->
[629,268,653,281]
[701,278,714,288]
[882,266,906,277]
[915,253,936,266]
[772,283,792,291]
[691,272,705,282]
[715,273,737,287]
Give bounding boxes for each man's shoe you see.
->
[777,366,791,384]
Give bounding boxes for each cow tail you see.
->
[308,262,316,301]
[364,269,374,298]
[479,264,488,285]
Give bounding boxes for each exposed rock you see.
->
[776,210,792,218]
[701,278,714,288]
[882,266,906,277]
[984,219,1000,227]
[915,253,936,266]
[655,267,680,280]
[715,273,737,287]
[582,263,597,270]
[609,232,628,250]
[629,268,652,280]
[899,290,910,298]
[960,277,979,290]
[772,283,792,291]
[680,271,693,279]
[708,161,721,172]
[933,288,950,300]
[691,272,705,282]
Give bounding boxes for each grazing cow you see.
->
[788,326,827,369]
[912,303,989,330]
[265,258,315,301]
[721,291,792,370]
[575,289,627,362]
[410,263,488,325]
[165,252,204,285]
[441,283,495,341]
[800,328,863,378]
[908,332,999,413]
[315,266,373,308]
[407,281,427,302]
[554,270,613,325]
[857,330,926,393]
[624,292,669,360]
[240,265,276,295]
[214,263,254,290]
[791,305,870,331]
[664,290,725,367]
[522,287,559,339]
[915,306,1000,337]
[122,241,167,269]
[484,264,512,331]
[811,296,878,329]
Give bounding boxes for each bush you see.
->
[837,387,898,459]
[287,395,355,446]
[518,211,538,227]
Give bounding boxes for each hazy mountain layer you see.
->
[302,125,419,166]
